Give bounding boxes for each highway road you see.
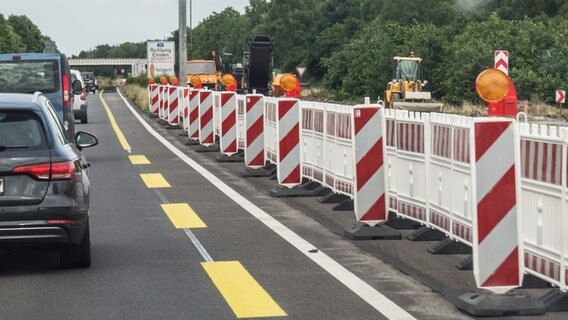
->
[0,90,562,320]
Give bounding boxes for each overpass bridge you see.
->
[69,58,147,77]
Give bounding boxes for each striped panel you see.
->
[277,99,301,186]
[189,89,200,139]
[524,252,561,282]
[389,197,398,211]
[398,201,427,222]
[168,86,179,125]
[159,85,168,120]
[354,106,386,226]
[452,221,472,243]
[429,210,449,231]
[386,119,396,147]
[396,122,424,154]
[245,95,265,169]
[199,90,214,146]
[453,128,470,163]
[431,125,451,158]
[220,92,237,155]
[148,84,160,114]
[474,120,521,290]
[521,140,562,185]
[181,88,190,131]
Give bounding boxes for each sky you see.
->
[1,0,250,56]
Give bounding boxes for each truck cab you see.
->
[186,60,220,90]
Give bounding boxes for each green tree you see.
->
[7,15,44,52]
[0,14,23,53]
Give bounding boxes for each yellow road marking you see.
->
[129,155,151,165]
[161,203,207,228]
[202,261,287,318]
[140,173,171,188]
[100,90,131,152]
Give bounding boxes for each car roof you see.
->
[0,92,48,112]
[71,69,85,86]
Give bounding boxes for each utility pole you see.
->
[179,0,187,84]
[189,0,193,53]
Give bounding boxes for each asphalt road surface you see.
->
[0,90,564,320]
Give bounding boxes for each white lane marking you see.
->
[117,89,415,320]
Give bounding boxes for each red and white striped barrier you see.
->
[353,105,387,226]
[244,94,265,169]
[518,123,568,291]
[188,89,200,141]
[168,86,180,126]
[199,90,214,146]
[472,118,522,293]
[264,97,279,165]
[179,87,190,132]
[219,92,238,156]
[147,84,160,115]
[158,85,168,120]
[276,98,301,187]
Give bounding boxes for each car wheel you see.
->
[81,114,88,124]
[60,223,91,268]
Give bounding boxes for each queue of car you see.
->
[0,53,98,268]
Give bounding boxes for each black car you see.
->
[0,92,98,268]
[81,72,97,93]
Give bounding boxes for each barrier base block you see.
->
[456,291,545,317]
[270,182,325,198]
[150,114,159,118]
[313,187,333,197]
[344,223,401,240]
[319,193,349,204]
[540,289,568,312]
[216,153,244,163]
[428,238,472,255]
[241,165,276,178]
[407,226,446,241]
[455,255,473,270]
[178,131,189,137]
[185,139,200,146]
[333,199,354,211]
[383,217,421,230]
[195,143,220,153]
[158,119,169,125]
[167,124,181,130]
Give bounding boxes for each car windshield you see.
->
[82,73,93,80]
[0,111,46,149]
[186,62,215,74]
[0,61,59,94]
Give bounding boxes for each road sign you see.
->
[296,67,306,78]
[494,50,509,75]
[556,89,566,104]
[147,41,175,77]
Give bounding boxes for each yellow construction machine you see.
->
[384,55,443,112]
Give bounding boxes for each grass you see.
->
[121,84,149,113]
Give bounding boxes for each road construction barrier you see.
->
[199,90,214,146]
[147,84,159,115]
[518,123,568,291]
[277,98,301,187]
[188,89,200,141]
[179,87,190,132]
[219,92,238,156]
[264,97,279,165]
[213,92,221,138]
[168,85,180,126]
[158,85,168,121]
[244,94,265,168]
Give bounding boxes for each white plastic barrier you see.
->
[237,95,246,150]
[213,91,221,138]
[518,123,568,291]
[264,97,279,164]
[179,87,190,132]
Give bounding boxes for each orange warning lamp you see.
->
[147,76,155,85]
[475,68,510,103]
[280,73,298,92]
[169,75,179,86]
[159,75,168,85]
[221,74,236,87]
[190,75,202,88]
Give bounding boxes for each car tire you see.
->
[80,106,88,124]
[60,223,91,268]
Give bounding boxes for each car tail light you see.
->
[62,74,71,109]
[12,55,21,61]
[12,161,75,180]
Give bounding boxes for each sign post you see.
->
[147,41,176,78]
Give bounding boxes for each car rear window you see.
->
[0,111,47,149]
[0,61,59,94]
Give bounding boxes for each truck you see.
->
[186,59,220,90]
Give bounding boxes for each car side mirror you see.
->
[72,79,82,95]
[75,131,98,150]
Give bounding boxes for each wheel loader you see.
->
[384,55,443,112]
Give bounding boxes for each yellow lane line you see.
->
[161,203,207,229]
[140,173,171,188]
[202,261,287,318]
[99,90,131,152]
[129,155,151,165]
